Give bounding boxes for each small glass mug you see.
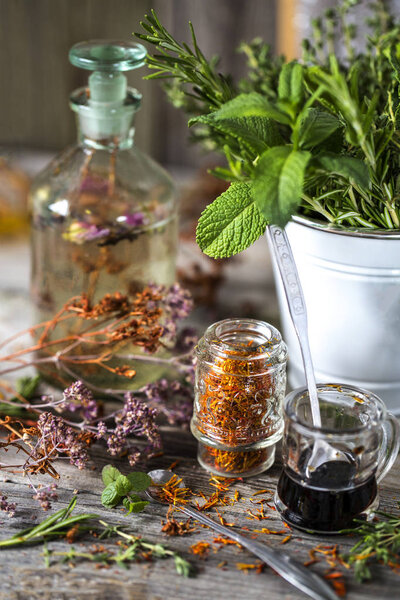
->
[191,318,287,477]
[275,384,400,534]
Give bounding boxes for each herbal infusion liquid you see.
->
[191,318,287,477]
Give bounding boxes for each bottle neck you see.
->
[70,86,141,151]
[77,120,135,150]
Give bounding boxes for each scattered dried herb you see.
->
[190,541,211,558]
[154,474,192,506]
[236,562,265,574]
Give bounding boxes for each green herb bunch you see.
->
[342,507,400,581]
[101,464,151,513]
[136,1,400,258]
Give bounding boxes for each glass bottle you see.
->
[191,318,287,477]
[30,41,178,391]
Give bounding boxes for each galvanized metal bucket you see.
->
[272,216,400,414]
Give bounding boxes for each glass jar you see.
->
[30,41,178,391]
[191,318,288,477]
[275,384,400,533]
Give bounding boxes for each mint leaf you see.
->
[189,92,291,125]
[298,108,341,150]
[127,472,152,492]
[313,152,369,189]
[123,495,149,514]
[191,114,282,154]
[196,182,267,258]
[252,147,311,227]
[101,465,121,487]
[278,62,303,106]
[101,482,121,508]
[115,474,132,495]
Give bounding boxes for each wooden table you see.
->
[1,237,400,600]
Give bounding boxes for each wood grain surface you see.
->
[0,424,399,600]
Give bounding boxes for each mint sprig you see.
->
[101,465,151,513]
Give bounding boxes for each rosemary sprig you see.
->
[0,497,194,577]
[135,9,235,112]
[0,497,98,548]
[342,508,400,582]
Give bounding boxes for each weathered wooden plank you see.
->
[0,426,399,600]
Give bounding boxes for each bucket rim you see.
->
[292,215,400,240]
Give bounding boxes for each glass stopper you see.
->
[69,40,147,72]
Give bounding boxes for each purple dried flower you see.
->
[32,483,58,511]
[106,393,161,461]
[37,412,90,469]
[122,212,145,227]
[147,283,193,343]
[174,326,198,353]
[62,221,110,245]
[164,283,193,321]
[0,494,16,517]
[95,421,107,439]
[61,381,98,421]
[143,378,193,427]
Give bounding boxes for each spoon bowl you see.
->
[145,469,185,504]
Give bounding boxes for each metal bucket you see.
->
[272,216,400,414]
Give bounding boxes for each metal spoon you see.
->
[146,469,338,600]
[266,225,349,476]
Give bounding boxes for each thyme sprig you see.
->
[342,507,400,581]
[49,521,194,576]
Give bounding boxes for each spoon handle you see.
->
[179,504,337,600]
[266,225,321,428]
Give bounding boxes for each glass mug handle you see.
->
[376,412,400,483]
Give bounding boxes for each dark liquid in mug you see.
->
[277,460,377,532]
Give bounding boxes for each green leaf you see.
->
[101,483,121,508]
[123,496,149,514]
[115,475,132,496]
[126,472,152,492]
[189,92,291,125]
[196,182,267,258]
[298,108,341,150]
[278,62,303,106]
[101,465,121,487]
[15,375,41,400]
[313,152,369,189]
[252,147,311,227]
[189,114,282,155]
[384,44,400,83]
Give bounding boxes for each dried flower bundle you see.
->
[0,284,194,391]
